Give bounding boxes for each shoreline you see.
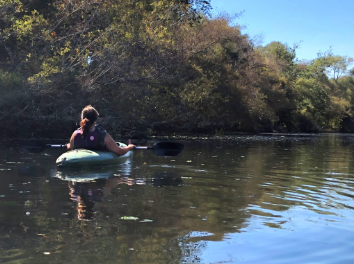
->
[7,131,352,144]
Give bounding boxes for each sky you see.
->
[210,0,354,62]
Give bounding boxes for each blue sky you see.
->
[210,0,354,62]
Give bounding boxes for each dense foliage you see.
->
[0,0,353,138]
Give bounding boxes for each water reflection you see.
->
[1,135,354,263]
[69,179,111,221]
[52,165,183,221]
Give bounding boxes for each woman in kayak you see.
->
[66,105,135,155]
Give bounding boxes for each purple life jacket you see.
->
[73,124,107,150]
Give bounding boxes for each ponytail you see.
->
[80,105,99,138]
[80,118,93,138]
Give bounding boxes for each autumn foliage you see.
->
[0,0,353,138]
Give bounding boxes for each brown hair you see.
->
[80,105,99,138]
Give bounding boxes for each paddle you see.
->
[21,140,67,153]
[21,140,184,156]
[134,142,184,156]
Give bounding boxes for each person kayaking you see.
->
[66,105,135,155]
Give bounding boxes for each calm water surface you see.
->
[0,134,354,264]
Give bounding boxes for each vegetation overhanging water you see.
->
[0,0,354,138]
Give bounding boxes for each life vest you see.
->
[73,124,107,150]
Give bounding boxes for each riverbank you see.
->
[12,132,350,148]
[1,0,354,147]
[3,115,349,141]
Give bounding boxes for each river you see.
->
[0,134,353,263]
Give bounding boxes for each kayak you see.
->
[56,143,133,168]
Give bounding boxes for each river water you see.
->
[0,134,354,264]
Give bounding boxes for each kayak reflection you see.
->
[51,166,183,221]
[53,162,132,182]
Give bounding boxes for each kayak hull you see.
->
[56,143,133,168]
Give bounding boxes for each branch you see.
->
[0,38,14,61]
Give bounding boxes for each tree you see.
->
[315,51,354,81]
[326,55,354,81]
[350,68,354,77]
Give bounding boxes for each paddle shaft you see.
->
[46,144,67,148]
[23,141,183,156]
[134,142,183,156]
[47,144,150,149]
[135,146,151,150]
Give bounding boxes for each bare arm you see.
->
[66,132,76,150]
[104,133,135,155]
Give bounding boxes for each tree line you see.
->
[0,0,353,138]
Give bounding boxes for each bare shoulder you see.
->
[104,132,117,145]
[70,130,78,139]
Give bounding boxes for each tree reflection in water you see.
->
[4,137,354,263]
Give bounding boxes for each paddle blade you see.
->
[21,140,47,153]
[151,142,184,156]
